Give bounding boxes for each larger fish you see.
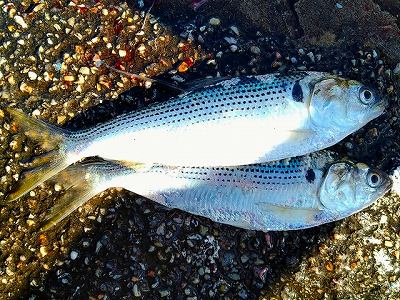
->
[42,151,392,231]
[7,72,385,201]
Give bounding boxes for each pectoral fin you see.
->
[257,202,321,225]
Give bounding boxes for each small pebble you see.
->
[230,45,238,52]
[133,284,141,297]
[230,26,240,36]
[67,17,75,27]
[26,219,35,227]
[79,67,90,75]
[20,82,33,93]
[250,46,261,55]
[119,49,127,57]
[241,255,249,263]
[224,37,237,44]
[228,273,240,281]
[325,261,334,272]
[336,2,343,9]
[14,15,28,28]
[393,63,400,75]
[28,71,37,80]
[159,289,170,297]
[57,115,66,124]
[70,251,78,260]
[64,75,75,82]
[307,52,315,62]
[209,17,221,26]
[385,241,393,248]
[40,246,47,257]
[137,44,146,52]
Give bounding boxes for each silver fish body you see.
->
[70,72,384,166]
[7,72,385,201]
[44,151,392,231]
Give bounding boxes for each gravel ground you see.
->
[0,0,400,299]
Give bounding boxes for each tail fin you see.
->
[40,161,130,231]
[6,108,73,201]
[40,163,104,231]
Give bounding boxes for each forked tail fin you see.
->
[6,108,74,201]
[40,162,106,231]
[41,160,134,231]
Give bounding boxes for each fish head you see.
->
[308,77,385,133]
[319,161,392,216]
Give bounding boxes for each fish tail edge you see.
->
[6,108,72,202]
[40,162,108,231]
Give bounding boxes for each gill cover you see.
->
[319,162,356,213]
[308,78,350,126]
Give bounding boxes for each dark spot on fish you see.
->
[292,80,303,102]
[305,169,315,183]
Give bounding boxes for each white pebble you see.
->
[230,45,238,52]
[70,250,78,260]
[230,26,240,36]
[14,15,28,28]
[79,67,90,75]
[224,37,237,44]
[393,63,400,75]
[67,17,75,27]
[32,109,41,116]
[137,44,146,52]
[250,46,261,55]
[209,17,220,26]
[307,52,315,62]
[28,71,37,80]
[54,184,62,192]
[336,2,343,9]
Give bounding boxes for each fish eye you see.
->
[359,87,375,105]
[367,171,382,188]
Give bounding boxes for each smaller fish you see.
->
[41,151,392,231]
